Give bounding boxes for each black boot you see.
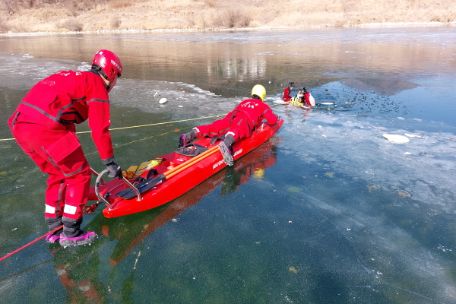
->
[45,216,63,243]
[223,134,235,150]
[60,216,97,247]
[178,129,197,148]
[218,134,235,166]
[62,217,83,238]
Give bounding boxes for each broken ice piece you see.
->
[383,134,409,144]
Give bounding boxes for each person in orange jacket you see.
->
[178,84,280,166]
[282,81,294,102]
[8,50,123,247]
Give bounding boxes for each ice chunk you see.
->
[382,134,410,144]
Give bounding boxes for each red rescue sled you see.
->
[88,119,283,218]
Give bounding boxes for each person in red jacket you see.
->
[293,87,316,107]
[282,81,294,102]
[178,84,279,166]
[8,50,123,247]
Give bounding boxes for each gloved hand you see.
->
[106,162,122,179]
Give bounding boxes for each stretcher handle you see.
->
[92,167,141,200]
[90,167,104,184]
[95,169,142,208]
[121,176,142,201]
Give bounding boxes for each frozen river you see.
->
[1,27,456,303]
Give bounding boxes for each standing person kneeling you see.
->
[8,50,123,247]
[178,84,280,166]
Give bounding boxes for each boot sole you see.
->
[218,142,234,166]
[60,234,98,247]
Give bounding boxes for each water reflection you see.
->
[1,27,455,98]
[45,139,277,301]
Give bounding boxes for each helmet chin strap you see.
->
[91,64,115,92]
[98,72,112,91]
[106,75,117,92]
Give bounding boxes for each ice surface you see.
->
[0,53,86,90]
[1,28,456,303]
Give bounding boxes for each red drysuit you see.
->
[282,87,292,102]
[303,91,316,106]
[195,98,279,142]
[8,70,114,220]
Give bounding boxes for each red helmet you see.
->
[92,50,122,83]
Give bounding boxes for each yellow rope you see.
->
[1,105,281,142]
[84,129,176,157]
[0,114,224,142]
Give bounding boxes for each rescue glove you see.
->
[106,161,122,179]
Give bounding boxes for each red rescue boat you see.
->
[88,119,283,218]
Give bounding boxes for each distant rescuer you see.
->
[8,50,123,247]
[178,84,280,166]
[282,81,294,102]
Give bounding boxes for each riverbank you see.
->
[1,22,453,37]
[0,0,455,34]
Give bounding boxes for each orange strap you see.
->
[164,145,220,180]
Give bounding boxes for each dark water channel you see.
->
[1,27,456,303]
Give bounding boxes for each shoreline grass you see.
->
[0,0,455,34]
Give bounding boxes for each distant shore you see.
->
[1,22,454,37]
[1,0,455,35]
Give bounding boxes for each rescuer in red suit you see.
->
[296,87,316,106]
[178,84,280,166]
[8,50,123,247]
[282,81,294,102]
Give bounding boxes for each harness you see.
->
[175,143,209,157]
[229,109,254,137]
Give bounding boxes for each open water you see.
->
[0,27,456,303]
